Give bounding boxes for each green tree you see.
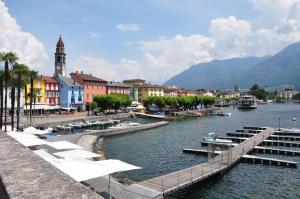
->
[249,84,268,100]
[0,52,18,132]
[93,94,132,112]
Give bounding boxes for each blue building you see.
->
[54,75,84,111]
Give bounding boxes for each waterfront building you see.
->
[54,36,66,77]
[42,76,60,106]
[277,88,299,100]
[106,81,131,95]
[137,83,164,102]
[187,90,203,96]
[70,71,107,107]
[24,76,47,114]
[123,79,146,101]
[54,75,84,111]
[219,90,240,98]
[164,87,178,97]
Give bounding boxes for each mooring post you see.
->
[162,176,164,193]
[177,172,179,187]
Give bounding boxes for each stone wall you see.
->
[0,131,103,199]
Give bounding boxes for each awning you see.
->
[24,104,61,110]
[34,150,116,182]
[96,159,141,172]
[47,141,83,150]
[23,126,49,135]
[7,132,48,146]
[53,149,102,159]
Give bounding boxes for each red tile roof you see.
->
[42,76,58,84]
[70,72,107,83]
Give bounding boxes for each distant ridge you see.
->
[164,41,300,90]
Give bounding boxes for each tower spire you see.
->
[54,36,66,76]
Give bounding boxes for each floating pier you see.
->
[261,140,300,147]
[253,146,300,156]
[241,154,297,168]
[136,127,278,197]
[183,148,221,155]
[127,127,300,198]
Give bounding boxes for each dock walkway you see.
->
[137,127,275,196]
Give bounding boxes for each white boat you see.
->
[202,132,233,144]
[238,95,257,109]
[128,122,141,126]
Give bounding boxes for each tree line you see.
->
[0,51,38,132]
[249,84,280,100]
[93,93,132,111]
[143,96,216,110]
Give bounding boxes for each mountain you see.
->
[239,42,300,89]
[164,42,300,90]
[164,57,268,89]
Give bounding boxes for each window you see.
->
[87,94,89,99]
[86,84,89,89]
[38,97,41,103]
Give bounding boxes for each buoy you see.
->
[292,117,296,121]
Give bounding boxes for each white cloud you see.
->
[88,31,100,38]
[69,1,300,84]
[69,55,144,82]
[136,1,300,83]
[116,24,141,32]
[0,0,48,70]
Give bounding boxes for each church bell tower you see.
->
[55,35,66,76]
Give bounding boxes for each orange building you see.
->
[70,71,107,106]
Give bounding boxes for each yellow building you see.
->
[25,77,46,105]
[137,84,164,102]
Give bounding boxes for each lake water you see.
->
[103,103,300,199]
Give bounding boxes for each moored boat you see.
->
[238,95,257,109]
[202,132,233,144]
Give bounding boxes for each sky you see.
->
[1,0,300,84]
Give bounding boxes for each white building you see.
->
[277,88,299,100]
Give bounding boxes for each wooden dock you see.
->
[184,146,300,157]
[137,127,277,196]
[254,146,300,156]
[261,140,300,147]
[241,154,297,168]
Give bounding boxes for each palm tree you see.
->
[10,83,16,130]
[12,64,29,131]
[28,70,38,125]
[0,70,3,129]
[0,52,18,132]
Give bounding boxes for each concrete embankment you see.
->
[89,121,169,137]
